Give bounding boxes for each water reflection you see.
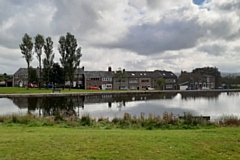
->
[1,92,240,120]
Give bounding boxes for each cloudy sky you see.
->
[0,0,240,74]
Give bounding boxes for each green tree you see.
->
[50,63,64,85]
[59,32,82,89]
[43,37,55,87]
[156,78,166,90]
[19,33,33,89]
[34,34,45,89]
[28,67,38,84]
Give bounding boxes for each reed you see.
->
[0,112,238,129]
[216,115,240,126]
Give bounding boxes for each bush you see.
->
[217,115,240,126]
[81,114,91,126]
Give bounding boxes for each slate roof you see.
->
[83,71,114,78]
[125,71,161,78]
[13,67,177,79]
[14,68,28,75]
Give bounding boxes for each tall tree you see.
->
[19,33,33,89]
[43,37,55,87]
[34,34,45,89]
[29,66,38,84]
[59,32,82,89]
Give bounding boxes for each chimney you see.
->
[108,66,112,72]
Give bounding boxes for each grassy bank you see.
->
[0,126,239,160]
[0,87,102,94]
[0,87,140,94]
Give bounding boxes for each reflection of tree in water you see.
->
[27,97,38,114]
[116,101,126,111]
[39,97,77,117]
[226,92,239,96]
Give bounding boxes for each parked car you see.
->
[43,84,55,88]
[26,83,38,88]
[89,86,100,90]
[146,87,155,90]
[186,87,194,90]
[120,86,129,90]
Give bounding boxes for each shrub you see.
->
[217,115,240,126]
[81,114,91,126]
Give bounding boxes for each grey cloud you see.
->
[198,44,227,55]
[214,0,240,11]
[103,15,204,55]
[0,0,54,49]
[51,0,104,37]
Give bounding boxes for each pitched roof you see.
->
[84,71,114,78]
[14,68,28,75]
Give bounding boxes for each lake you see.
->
[0,91,239,121]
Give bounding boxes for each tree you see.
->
[19,33,34,89]
[59,32,82,89]
[29,67,38,84]
[43,37,55,87]
[192,67,221,88]
[34,34,45,89]
[49,63,64,85]
[156,78,166,90]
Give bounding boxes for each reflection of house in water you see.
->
[11,97,40,110]
[10,96,85,117]
[180,92,221,100]
[10,93,179,117]
[84,92,178,106]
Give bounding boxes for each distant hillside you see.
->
[175,72,240,77]
[221,72,240,77]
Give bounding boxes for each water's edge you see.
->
[0,89,239,98]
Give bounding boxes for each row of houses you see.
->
[12,67,216,90]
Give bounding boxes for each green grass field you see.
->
[0,125,239,160]
[0,87,139,94]
[0,87,116,94]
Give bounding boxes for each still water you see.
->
[0,92,239,121]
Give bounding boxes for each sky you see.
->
[0,0,240,74]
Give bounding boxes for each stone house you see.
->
[178,71,215,90]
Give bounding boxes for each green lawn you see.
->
[0,87,104,94]
[0,87,140,94]
[0,126,239,160]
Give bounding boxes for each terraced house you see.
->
[13,67,177,90]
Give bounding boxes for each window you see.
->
[106,84,112,88]
[166,85,172,89]
[90,78,100,81]
[102,77,112,82]
[141,80,149,82]
[129,80,138,83]
[166,79,176,83]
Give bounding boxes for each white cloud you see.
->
[0,0,240,75]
